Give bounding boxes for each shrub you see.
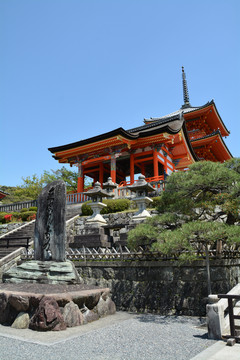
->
[20,211,37,222]
[12,212,22,222]
[4,214,12,223]
[29,206,37,212]
[0,212,10,224]
[81,198,131,216]
[20,208,29,213]
[81,201,93,216]
[101,198,131,214]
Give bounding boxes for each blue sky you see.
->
[1,0,239,187]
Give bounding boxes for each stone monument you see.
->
[3,180,80,284]
[34,180,66,261]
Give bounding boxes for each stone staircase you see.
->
[0,204,82,261]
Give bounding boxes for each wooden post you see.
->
[130,153,135,184]
[111,154,116,183]
[140,163,145,176]
[153,148,158,178]
[205,244,212,295]
[99,163,104,185]
[77,162,84,193]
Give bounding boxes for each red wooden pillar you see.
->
[99,163,104,185]
[130,153,134,184]
[153,148,159,178]
[77,162,84,193]
[111,155,116,183]
[140,163,145,176]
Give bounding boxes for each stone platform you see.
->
[2,260,81,284]
[0,283,116,331]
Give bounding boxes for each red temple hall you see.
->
[48,68,232,196]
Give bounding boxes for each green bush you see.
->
[20,208,28,213]
[81,198,131,216]
[101,198,131,214]
[29,206,38,212]
[0,212,9,224]
[81,201,93,216]
[20,211,36,221]
[12,212,22,221]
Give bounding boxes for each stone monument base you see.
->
[2,260,81,285]
[0,283,116,331]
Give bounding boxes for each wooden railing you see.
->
[0,200,37,213]
[66,192,89,204]
[21,242,240,262]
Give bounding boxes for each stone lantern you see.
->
[102,177,118,197]
[83,181,111,225]
[127,174,154,221]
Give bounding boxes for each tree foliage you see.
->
[0,167,79,203]
[157,160,240,224]
[127,159,240,259]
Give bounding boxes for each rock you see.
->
[0,292,9,324]
[83,309,99,324]
[106,297,116,315]
[11,312,30,329]
[102,290,110,301]
[96,297,109,317]
[8,294,29,312]
[29,296,66,331]
[63,301,83,327]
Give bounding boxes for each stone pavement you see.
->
[191,340,240,360]
[0,312,239,360]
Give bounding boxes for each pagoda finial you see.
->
[181,66,191,109]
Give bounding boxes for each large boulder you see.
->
[63,301,83,327]
[29,296,66,331]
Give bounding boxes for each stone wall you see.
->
[75,259,240,316]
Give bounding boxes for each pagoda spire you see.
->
[181,66,191,109]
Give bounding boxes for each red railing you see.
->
[118,175,164,187]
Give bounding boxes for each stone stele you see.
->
[34,180,66,261]
[3,180,81,285]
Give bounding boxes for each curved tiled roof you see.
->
[49,115,185,154]
[143,101,214,123]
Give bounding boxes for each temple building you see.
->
[48,68,232,194]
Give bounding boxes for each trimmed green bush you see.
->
[29,206,37,212]
[20,211,36,221]
[20,208,29,213]
[0,212,9,224]
[12,212,22,221]
[81,198,131,216]
[101,198,131,214]
[81,201,93,216]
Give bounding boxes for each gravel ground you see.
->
[0,313,216,360]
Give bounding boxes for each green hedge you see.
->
[29,206,37,212]
[81,198,131,216]
[20,211,36,221]
[0,210,37,223]
[0,212,9,224]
